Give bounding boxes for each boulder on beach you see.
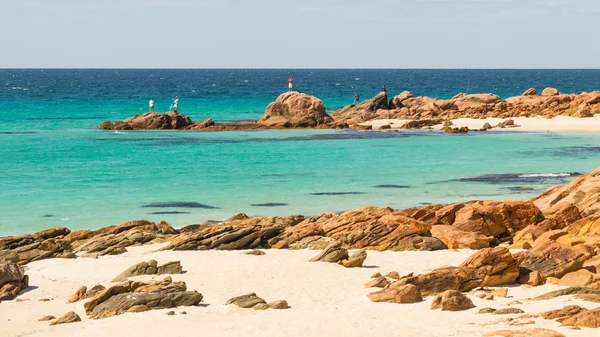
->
[430,290,475,311]
[259,92,334,128]
[340,249,367,268]
[83,277,203,319]
[0,263,29,301]
[309,241,349,263]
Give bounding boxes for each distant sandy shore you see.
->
[363,115,600,132]
[2,244,597,337]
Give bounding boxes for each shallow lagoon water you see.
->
[1,69,600,235]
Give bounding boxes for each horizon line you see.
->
[1,67,600,71]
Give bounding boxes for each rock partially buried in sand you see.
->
[0,263,29,301]
[49,311,81,326]
[254,300,290,310]
[309,241,349,263]
[483,329,565,337]
[367,284,423,304]
[493,308,525,315]
[38,315,56,321]
[430,290,475,311]
[340,249,367,268]
[224,293,266,309]
[111,260,183,282]
[244,250,266,256]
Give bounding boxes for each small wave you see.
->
[518,173,575,178]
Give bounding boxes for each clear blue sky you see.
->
[1,0,598,68]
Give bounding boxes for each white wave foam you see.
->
[518,173,573,178]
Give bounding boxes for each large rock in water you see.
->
[96,112,194,130]
[259,92,334,128]
[0,263,29,301]
[330,92,389,124]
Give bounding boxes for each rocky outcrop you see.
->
[330,89,600,125]
[392,247,518,296]
[519,240,591,279]
[430,290,475,311]
[330,92,390,125]
[96,112,194,130]
[0,227,74,264]
[83,277,202,319]
[111,260,182,282]
[272,206,433,251]
[259,92,336,128]
[0,263,29,301]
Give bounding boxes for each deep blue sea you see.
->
[1,69,600,236]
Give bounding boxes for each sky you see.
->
[0,0,598,68]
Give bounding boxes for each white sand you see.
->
[364,115,600,132]
[2,245,598,337]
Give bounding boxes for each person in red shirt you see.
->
[288,77,294,92]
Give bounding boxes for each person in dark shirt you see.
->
[354,92,360,105]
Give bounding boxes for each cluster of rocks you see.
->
[332,88,600,125]
[95,88,600,132]
[96,92,347,131]
[366,247,519,308]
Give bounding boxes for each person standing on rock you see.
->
[149,98,155,112]
[288,77,294,92]
[382,85,388,95]
[172,96,179,112]
[354,92,360,105]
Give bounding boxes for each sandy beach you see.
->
[363,115,600,132]
[1,244,596,337]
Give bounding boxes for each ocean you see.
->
[1,69,600,236]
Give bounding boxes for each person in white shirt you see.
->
[172,96,179,112]
[149,98,155,112]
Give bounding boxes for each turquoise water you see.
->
[1,69,600,236]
